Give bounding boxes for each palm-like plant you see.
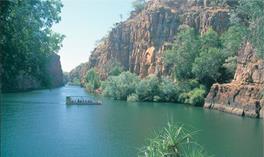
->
[139,122,210,157]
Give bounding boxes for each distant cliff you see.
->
[1,54,64,92]
[205,42,264,118]
[72,0,230,80]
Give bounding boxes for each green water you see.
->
[1,85,263,157]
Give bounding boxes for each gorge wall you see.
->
[1,54,64,92]
[70,0,264,118]
[204,42,264,118]
[74,0,230,80]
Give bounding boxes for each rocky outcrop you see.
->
[87,0,230,79]
[204,42,264,118]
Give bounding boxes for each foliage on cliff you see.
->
[75,0,264,106]
[234,0,264,58]
[0,0,64,91]
[164,24,247,88]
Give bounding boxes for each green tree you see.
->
[181,86,207,106]
[235,0,264,58]
[84,68,101,91]
[159,77,179,102]
[0,0,64,91]
[164,26,200,80]
[132,0,146,12]
[136,75,160,101]
[221,25,247,57]
[103,71,139,100]
[200,28,221,50]
[191,28,224,86]
[192,48,225,86]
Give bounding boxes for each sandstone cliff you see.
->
[85,0,230,79]
[204,42,264,118]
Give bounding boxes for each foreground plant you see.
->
[138,122,211,157]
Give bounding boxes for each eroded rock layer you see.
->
[86,0,230,79]
[204,42,264,118]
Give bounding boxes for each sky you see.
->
[52,0,134,72]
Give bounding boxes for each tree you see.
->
[159,77,179,102]
[136,75,160,101]
[200,28,221,50]
[0,0,64,91]
[132,0,146,12]
[103,71,139,100]
[84,68,101,91]
[164,26,200,80]
[192,48,225,86]
[235,0,264,58]
[221,25,247,57]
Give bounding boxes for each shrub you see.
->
[104,60,124,76]
[153,95,161,102]
[185,86,207,106]
[176,80,206,105]
[103,71,139,100]
[138,122,210,157]
[84,68,101,91]
[136,75,160,101]
[127,93,139,102]
[192,47,225,86]
[159,77,179,102]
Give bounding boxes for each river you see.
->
[1,85,263,157]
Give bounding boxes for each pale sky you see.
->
[52,0,133,72]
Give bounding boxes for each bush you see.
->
[192,47,225,86]
[176,80,206,106]
[136,75,160,101]
[185,86,207,106]
[138,122,210,157]
[127,93,139,102]
[103,71,139,100]
[84,68,101,91]
[153,95,161,102]
[158,77,179,102]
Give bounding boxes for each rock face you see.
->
[2,54,64,92]
[204,42,264,118]
[45,54,64,88]
[69,62,89,84]
[86,0,230,79]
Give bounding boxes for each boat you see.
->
[66,96,102,105]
